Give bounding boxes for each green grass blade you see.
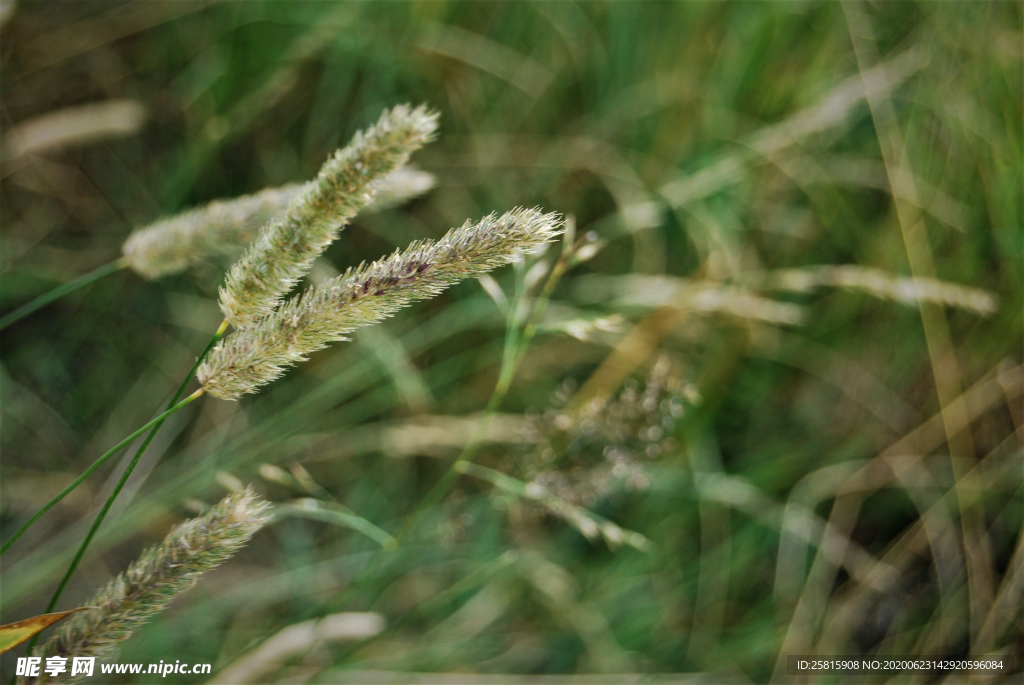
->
[0,259,126,332]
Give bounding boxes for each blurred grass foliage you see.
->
[1,1,1021,682]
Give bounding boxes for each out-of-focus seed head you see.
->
[121,166,437,281]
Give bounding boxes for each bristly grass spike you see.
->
[199,208,563,400]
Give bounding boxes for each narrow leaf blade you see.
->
[0,609,88,654]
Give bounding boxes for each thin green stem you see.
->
[40,323,228,615]
[276,502,397,550]
[518,245,571,359]
[398,242,575,540]
[323,242,578,620]
[0,389,204,556]
[395,300,525,540]
[328,278,535,608]
[0,258,127,332]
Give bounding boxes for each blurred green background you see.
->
[1,1,1021,682]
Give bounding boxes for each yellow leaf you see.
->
[0,609,89,654]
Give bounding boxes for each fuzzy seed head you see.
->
[198,208,563,400]
[25,489,270,685]
[219,104,439,329]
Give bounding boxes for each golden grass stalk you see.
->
[198,207,563,400]
[25,489,270,685]
[219,104,438,329]
[764,265,999,316]
[2,100,146,161]
[121,167,435,280]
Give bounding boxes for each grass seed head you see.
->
[219,104,439,329]
[198,207,563,400]
[122,184,305,280]
[24,489,270,685]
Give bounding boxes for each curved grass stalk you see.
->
[275,500,396,549]
[0,259,126,333]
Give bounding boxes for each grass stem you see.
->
[0,388,204,557]
[0,258,126,333]
[397,234,575,541]
[39,323,228,615]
